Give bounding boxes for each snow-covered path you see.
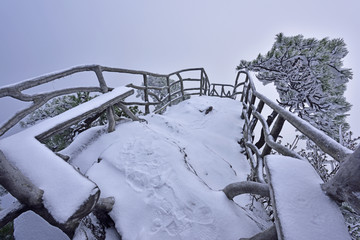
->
[15,96,267,239]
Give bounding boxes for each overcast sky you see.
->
[1,0,359,135]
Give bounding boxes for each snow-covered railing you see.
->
[0,87,135,237]
[0,65,211,237]
[208,73,246,99]
[235,70,352,181]
[225,70,358,239]
[126,67,211,114]
[0,65,210,137]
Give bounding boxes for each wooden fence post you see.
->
[176,73,186,101]
[199,70,203,96]
[94,66,108,93]
[166,76,172,106]
[143,74,150,114]
[94,66,116,132]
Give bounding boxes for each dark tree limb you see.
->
[261,115,285,157]
[94,197,115,214]
[93,197,116,228]
[251,109,303,159]
[255,111,278,149]
[239,225,278,240]
[322,146,360,214]
[223,181,270,200]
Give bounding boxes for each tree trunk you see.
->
[322,146,360,214]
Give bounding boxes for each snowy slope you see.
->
[14,96,267,239]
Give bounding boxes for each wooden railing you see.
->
[0,65,353,190]
[0,65,211,237]
[0,65,357,238]
[231,71,353,182]
[125,67,210,114]
[224,71,357,240]
[0,65,210,138]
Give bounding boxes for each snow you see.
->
[265,155,351,240]
[0,134,98,223]
[4,93,352,239]
[14,211,69,240]
[12,96,267,239]
[0,87,134,223]
[73,96,264,239]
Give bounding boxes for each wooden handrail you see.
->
[0,65,210,137]
[234,70,353,180]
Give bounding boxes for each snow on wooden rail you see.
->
[1,65,359,238]
[265,155,350,240]
[0,86,134,237]
[0,66,212,237]
[220,70,355,185]
[223,70,359,239]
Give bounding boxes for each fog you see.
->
[1,0,359,136]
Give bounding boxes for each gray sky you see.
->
[1,0,360,135]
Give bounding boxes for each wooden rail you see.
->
[1,65,350,175]
[225,71,354,240]
[0,65,211,138]
[0,65,355,238]
[0,65,210,237]
[222,70,353,182]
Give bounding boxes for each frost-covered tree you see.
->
[238,33,352,140]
